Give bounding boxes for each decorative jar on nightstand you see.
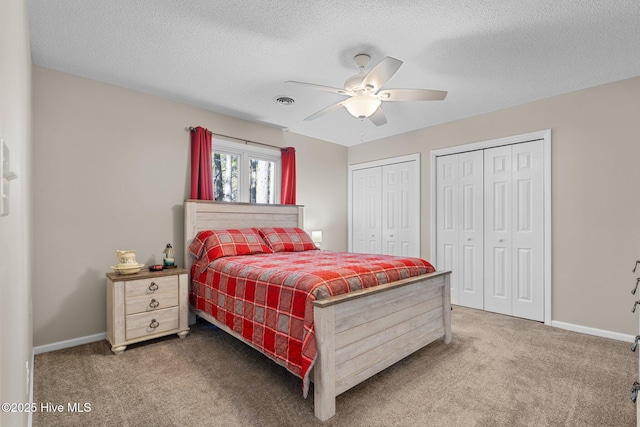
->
[105,268,189,354]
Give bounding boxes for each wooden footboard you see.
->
[312,270,451,421]
[190,270,451,421]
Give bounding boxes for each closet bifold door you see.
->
[458,151,484,309]
[436,155,459,305]
[351,158,420,258]
[381,161,419,257]
[352,167,383,254]
[484,141,544,321]
[436,151,484,309]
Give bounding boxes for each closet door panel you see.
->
[436,155,460,305]
[352,169,368,253]
[457,151,484,310]
[492,246,508,297]
[398,162,419,257]
[511,141,544,321]
[352,167,382,254]
[484,145,513,315]
[382,161,419,257]
[383,168,398,255]
[368,168,383,254]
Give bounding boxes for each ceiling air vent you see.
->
[274,96,295,106]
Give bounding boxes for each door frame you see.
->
[430,130,552,325]
[348,153,421,253]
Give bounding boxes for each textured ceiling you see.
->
[29,1,640,147]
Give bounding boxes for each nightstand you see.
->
[106,268,190,354]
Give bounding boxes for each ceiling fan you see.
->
[286,54,447,126]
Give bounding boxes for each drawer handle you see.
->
[148,282,159,292]
[633,278,640,295]
[149,299,160,309]
[149,319,159,329]
[633,301,640,313]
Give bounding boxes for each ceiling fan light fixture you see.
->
[344,96,381,119]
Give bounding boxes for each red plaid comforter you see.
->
[189,250,435,396]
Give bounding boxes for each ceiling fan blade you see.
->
[361,57,403,92]
[378,88,448,101]
[285,81,349,95]
[368,106,387,126]
[304,100,348,121]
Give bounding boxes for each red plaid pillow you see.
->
[258,227,317,252]
[189,230,215,258]
[189,228,272,263]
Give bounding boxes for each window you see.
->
[212,138,280,204]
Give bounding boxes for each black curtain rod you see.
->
[187,126,282,150]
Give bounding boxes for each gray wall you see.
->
[32,66,347,346]
[349,76,640,336]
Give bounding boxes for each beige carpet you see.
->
[33,306,637,426]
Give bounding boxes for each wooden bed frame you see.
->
[184,200,451,421]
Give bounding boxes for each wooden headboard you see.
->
[183,200,304,273]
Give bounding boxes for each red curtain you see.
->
[190,127,213,200]
[280,147,296,204]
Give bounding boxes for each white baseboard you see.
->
[551,320,635,343]
[33,332,106,355]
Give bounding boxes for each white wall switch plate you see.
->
[1,138,18,216]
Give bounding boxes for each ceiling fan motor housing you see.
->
[343,54,371,91]
[344,73,365,91]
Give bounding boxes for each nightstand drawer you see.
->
[125,290,178,315]
[126,307,179,340]
[125,275,177,298]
